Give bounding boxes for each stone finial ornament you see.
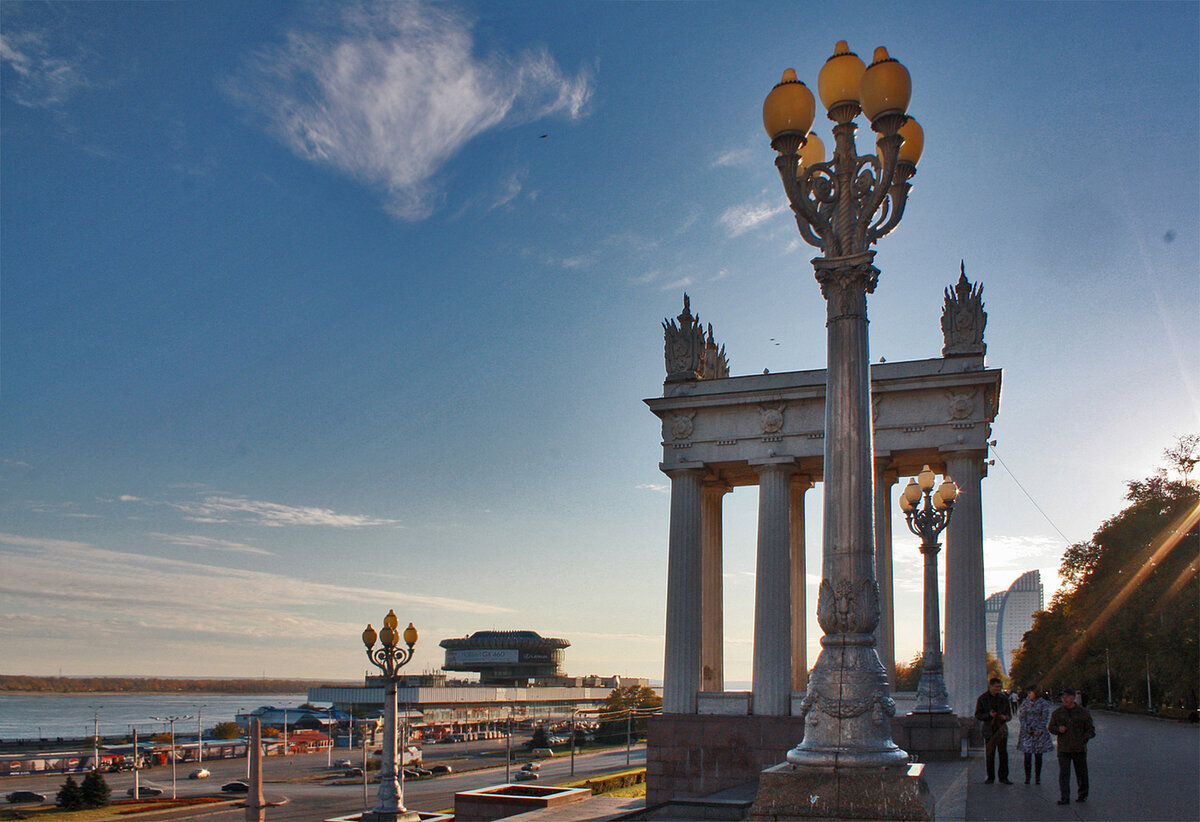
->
[663,294,729,381]
[941,262,987,357]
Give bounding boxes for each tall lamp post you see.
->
[362,611,419,822]
[762,40,922,770]
[150,714,192,800]
[900,465,959,713]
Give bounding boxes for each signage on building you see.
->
[446,649,520,665]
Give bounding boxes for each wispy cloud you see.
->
[719,198,789,237]
[712,147,754,168]
[0,536,513,642]
[661,277,694,292]
[150,533,275,557]
[227,1,593,220]
[0,21,93,108]
[635,483,669,494]
[163,495,399,528]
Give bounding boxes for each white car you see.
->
[188,768,210,779]
[334,759,353,768]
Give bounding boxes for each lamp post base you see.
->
[898,712,963,761]
[749,762,932,821]
[360,811,421,822]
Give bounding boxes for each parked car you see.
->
[334,759,353,768]
[514,770,539,781]
[221,781,250,793]
[6,791,47,804]
[127,785,164,798]
[188,768,210,779]
[429,764,453,775]
[344,767,364,777]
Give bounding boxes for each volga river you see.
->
[0,693,311,742]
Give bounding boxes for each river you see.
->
[0,692,312,741]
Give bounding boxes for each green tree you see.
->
[528,724,550,749]
[80,770,111,808]
[597,686,662,743]
[893,654,923,691]
[56,775,84,811]
[1009,436,1199,711]
[212,721,242,739]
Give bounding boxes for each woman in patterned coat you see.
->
[1017,686,1055,783]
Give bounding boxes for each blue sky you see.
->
[2,1,1196,682]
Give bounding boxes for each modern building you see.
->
[986,570,1045,676]
[440,630,570,686]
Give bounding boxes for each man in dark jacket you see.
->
[1050,687,1096,805]
[974,678,1012,784]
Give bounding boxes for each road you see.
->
[3,741,647,820]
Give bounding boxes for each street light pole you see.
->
[763,40,922,770]
[900,466,959,713]
[151,714,192,800]
[87,705,102,771]
[362,611,420,822]
[197,705,206,765]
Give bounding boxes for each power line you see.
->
[988,442,1074,546]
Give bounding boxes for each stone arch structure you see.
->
[645,266,999,721]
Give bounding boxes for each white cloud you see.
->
[165,495,399,528]
[150,533,275,557]
[660,277,694,292]
[228,1,592,220]
[635,483,669,494]
[0,25,92,108]
[719,198,789,237]
[712,147,754,168]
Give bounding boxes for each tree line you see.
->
[0,675,356,693]
[1008,436,1199,714]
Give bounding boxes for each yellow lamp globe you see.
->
[379,625,397,647]
[763,69,816,140]
[898,116,924,165]
[937,478,958,503]
[403,622,419,647]
[797,132,826,175]
[899,493,915,514]
[859,46,911,122]
[818,41,866,112]
[362,624,377,649]
[383,609,399,630]
[932,489,946,510]
[917,464,936,491]
[903,478,922,506]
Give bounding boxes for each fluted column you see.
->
[701,478,730,692]
[752,461,796,716]
[943,452,986,716]
[790,476,813,693]
[663,466,706,714]
[874,461,898,686]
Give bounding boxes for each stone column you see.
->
[943,451,986,716]
[790,476,812,693]
[752,461,796,716]
[701,478,730,692]
[874,461,898,686]
[662,466,705,714]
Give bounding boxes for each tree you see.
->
[597,686,662,743]
[528,724,550,749]
[212,721,242,739]
[1010,437,1199,711]
[56,775,84,811]
[893,654,923,692]
[81,770,111,808]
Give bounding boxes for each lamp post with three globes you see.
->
[361,611,419,821]
[762,40,922,769]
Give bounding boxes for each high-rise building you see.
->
[985,570,1045,676]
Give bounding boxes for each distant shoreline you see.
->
[0,676,356,695]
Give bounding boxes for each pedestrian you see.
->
[1016,685,1053,784]
[974,677,1013,784]
[1049,687,1096,805]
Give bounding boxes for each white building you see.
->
[986,570,1045,676]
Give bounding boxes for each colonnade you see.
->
[661,450,987,718]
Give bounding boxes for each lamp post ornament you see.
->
[900,465,959,713]
[763,41,922,770]
[362,611,419,821]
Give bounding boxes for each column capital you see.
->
[791,473,815,491]
[749,458,799,474]
[660,463,708,479]
[703,475,733,495]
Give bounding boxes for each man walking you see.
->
[1050,687,1096,805]
[974,677,1012,784]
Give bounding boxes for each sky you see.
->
[2,0,1197,685]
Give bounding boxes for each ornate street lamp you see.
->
[900,465,959,713]
[362,611,419,822]
[764,41,922,770]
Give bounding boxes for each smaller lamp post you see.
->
[900,465,959,713]
[362,611,419,821]
[150,714,192,799]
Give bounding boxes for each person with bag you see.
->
[974,677,1013,784]
[1017,685,1054,784]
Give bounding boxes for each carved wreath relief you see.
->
[759,404,785,435]
[816,576,881,635]
[947,389,976,420]
[799,686,897,727]
[669,411,695,441]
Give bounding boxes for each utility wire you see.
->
[988,442,1074,546]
